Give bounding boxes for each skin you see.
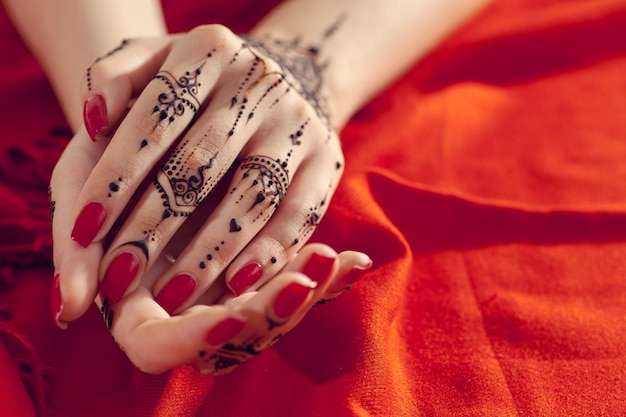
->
[3,0,491,374]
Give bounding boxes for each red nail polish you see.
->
[155,273,197,315]
[272,282,313,320]
[100,252,140,303]
[71,202,107,248]
[229,262,263,296]
[84,94,108,141]
[50,274,67,329]
[206,317,246,346]
[302,253,335,287]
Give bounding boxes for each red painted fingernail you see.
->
[206,317,246,346]
[302,253,335,287]
[229,262,263,296]
[84,94,108,141]
[50,274,67,329]
[272,282,314,320]
[155,273,197,315]
[100,252,140,303]
[344,260,373,285]
[71,202,107,247]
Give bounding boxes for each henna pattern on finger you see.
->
[198,333,277,375]
[148,50,215,133]
[101,298,115,330]
[233,156,289,209]
[292,189,329,247]
[48,186,56,225]
[153,139,222,219]
[107,177,123,198]
[86,39,129,92]
[152,67,203,126]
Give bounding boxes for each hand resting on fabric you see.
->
[49,25,371,374]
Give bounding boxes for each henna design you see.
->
[153,139,221,219]
[230,218,242,232]
[292,191,328,247]
[198,334,275,375]
[235,155,289,208]
[107,177,123,198]
[86,39,129,92]
[48,186,55,224]
[199,240,224,269]
[100,298,115,330]
[225,14,345,140]
[152,67,203,126]
[316,296,338,306]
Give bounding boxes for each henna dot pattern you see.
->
[236,21,345,141]
[86,39,129,92]
[231,156,289,224]
[151,51,215,128]
[198,335,266,375]
[153,139,220,219]
[108,177,123,198]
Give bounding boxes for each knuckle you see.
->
[186,24,237,50]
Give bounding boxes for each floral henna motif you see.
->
[152,67,203,126]
[153,139,222,219]
[232,155,289,213]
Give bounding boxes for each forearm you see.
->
[2,0,167,131]
[251,0,491,127]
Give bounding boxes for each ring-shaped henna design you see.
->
[152,66,204,126]
[153,138,221,219]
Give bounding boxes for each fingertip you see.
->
[100,251,141,303]
[50,274,68,330]
[83,94,109,141]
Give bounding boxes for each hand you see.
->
[51,25,345,320]
[100,243,371,375]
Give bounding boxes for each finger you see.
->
[148,144,309,313]
[50,128,107,326]
[107,271,316,375]
[81,37,175,141]
[69,28,232,251]
[102,286,243,374]
[190,271,318,375]
[314,249,373,302]
[223,244,372,309]
[224,147,344,296]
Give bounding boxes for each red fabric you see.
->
[1,0,626,415]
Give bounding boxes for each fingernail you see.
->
[272,282,314,320]
[229,262,263,296]
[84,94,108,141]
[155,273,197,315]
[206,317,246,346]
[100,252,140,303]
[344,259,373,285]
[50,274,67,329]
[71,202,107,248]
[302,253,335,287]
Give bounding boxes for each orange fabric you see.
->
[1,0,626,415]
